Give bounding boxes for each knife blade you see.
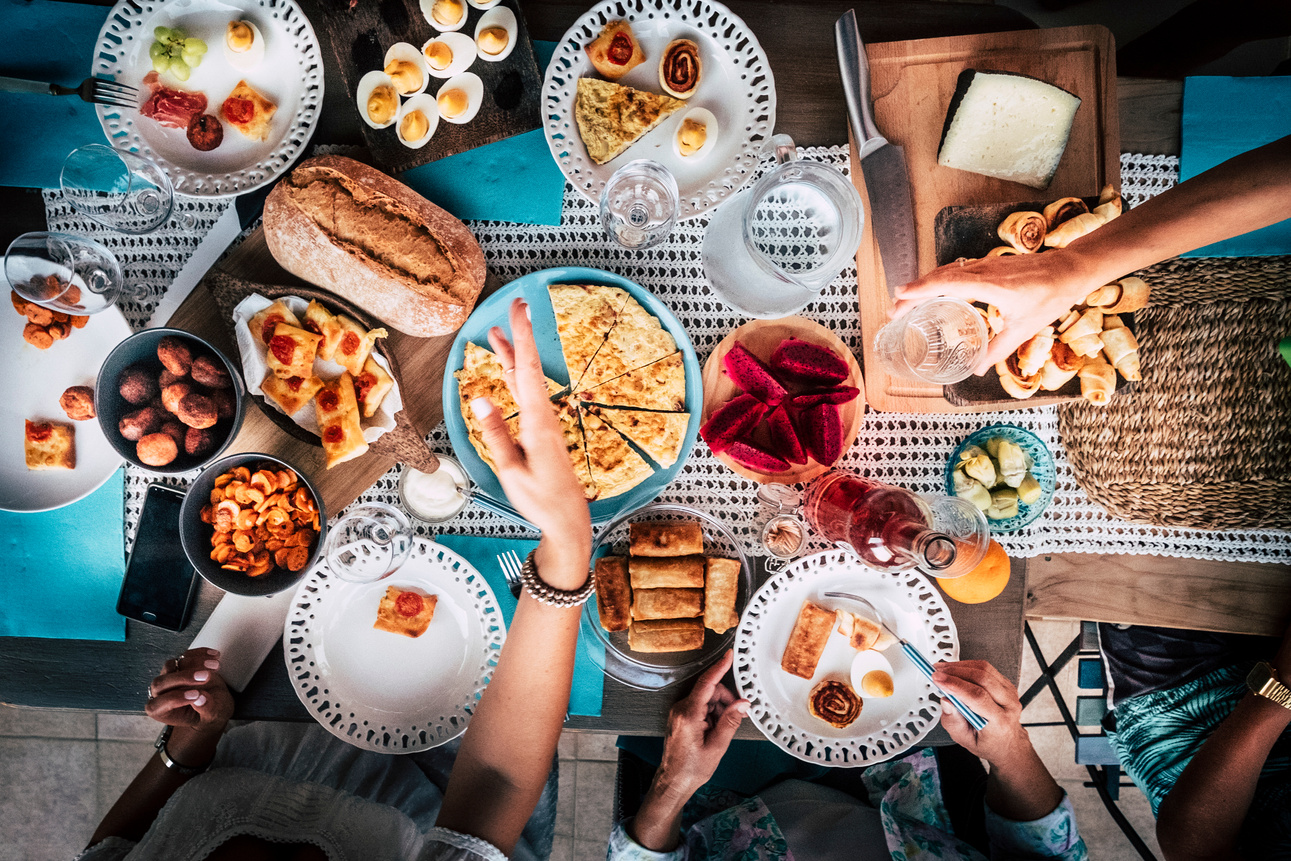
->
[835,10,919,298]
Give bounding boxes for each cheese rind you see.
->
[937,70,1082,189]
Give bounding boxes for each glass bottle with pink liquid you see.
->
[802,470,988,578]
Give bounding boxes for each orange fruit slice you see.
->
[936,539,1010,604]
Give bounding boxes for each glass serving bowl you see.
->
[943,424,1057,534]
[580,503,752,691]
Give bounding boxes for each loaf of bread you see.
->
[263,156,487,337]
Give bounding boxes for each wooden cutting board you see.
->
[852,25,1120,413]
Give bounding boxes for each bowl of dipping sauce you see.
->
[399,455,470,522]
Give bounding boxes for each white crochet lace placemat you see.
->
[46,149,1291,562]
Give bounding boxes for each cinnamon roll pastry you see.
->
[1042,196,1088,230]
[1079,359,1117,405]
[1091,184,1122,222]
[1101,325,1141,381]
[808,679,863,729]
[1084,283,1121,308]
[1040,342,1084,389]
[1043,212,1103,248]
[1104,276,1150,314]
[1058,308,1103,343]
[985,246,1022,257]
[659,39,701,99]
[1016,326,1055,378]
[995,356,1043,399]
[997,211,1046,253]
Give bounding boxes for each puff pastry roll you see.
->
[629,619,705,653]
[781,601,836,679]
[594,556,632,632]
[1079,359,1117,405]
[1016,326,1055,378]
[632,588,703,620]
[630,522,704,557]
[1043,212,1103,248]
[629,555,705,589]
[985,246,1022,257]
[1067,332,1105,358]
[1101,326,1141,381]
[836,610,882,651]
[996,357,1042,399]
[1091,184,1122,222]
[1084,283,1121,308]
[703,557,740,634]
[1105,277,1151,314]
[1042,196,1088,229]
[1058,308,1103,344]
[997,211,1047,253]
[1039,342,1085,390]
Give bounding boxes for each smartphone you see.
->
[117,484,199,631]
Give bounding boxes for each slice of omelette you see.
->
[576,296,677,391]
[583,404,689,468]
[549,284,631,391]
[578,352,686,412]
[579,404,653,500]
[574,78,685,165]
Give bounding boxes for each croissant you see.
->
[1101,325,1141,381]
[1103,314,1126,330]
[1068,332,1106,358]
[1044,212,1103,248]
[1105,276,1151,314]
[1043,197,1089,230]
[996,357,1043,399]
[1079,359,1117,405]
[1051,341,1084,372]
[1057,309,1081,336]
[1084,283,1121,307]
[1040,354,1083,390]
[1016,326,1055,378]
[997,211,1047,253]
[1059,308,1103,343]
[985,246,1022,257]
[1092,184,1122,223]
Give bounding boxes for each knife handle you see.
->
[835,10,883,156]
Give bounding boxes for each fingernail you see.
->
[194,671,209,682]
[470,397,493,419]
[193,694,207,707]
[523,302,531,320]
[204,660,220,670]
[735,702,750,716]
[206,649,221,657]
[184,690,200,700]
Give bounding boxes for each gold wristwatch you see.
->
[1246,662,1291,710]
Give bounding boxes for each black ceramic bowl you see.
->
[179,452,327,597]
[95,328,246,474]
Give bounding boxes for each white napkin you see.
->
[188,589,296,692]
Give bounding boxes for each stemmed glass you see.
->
[324,502,414,583]
[599,159,679,250]
[5,232,123,315]
[60,144,174,235]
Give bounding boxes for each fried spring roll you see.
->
[704,557,740,634]
[629,554,705,589]
[781,600,836,679]
[593,556,632,633]
[632,588,704,620]
[629,522,704,557]
[628,619,706,653]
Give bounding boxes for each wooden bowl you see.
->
[701,317,865,484]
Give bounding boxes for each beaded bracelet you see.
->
[519,549,594,607]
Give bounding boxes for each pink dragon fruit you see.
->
[726,439,791,474]
[790,386,860,408]
[792,402,843,464]
[723,342,787,405]
[770,338,849,386]
[700,393,768,454]
[764,406,807,465]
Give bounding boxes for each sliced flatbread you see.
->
[456,342,561,469]
[549,284,630,390]
[584,405,689,468]
[580,405,653,500]
[576,297,677,391]
[575,78,686,165]
[556,400,598,501]
[578,352,686,411]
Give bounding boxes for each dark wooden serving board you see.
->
[314,0,542,173]
[933,197,1135,408]
[204,269,441,473]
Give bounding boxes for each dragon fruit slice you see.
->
[790,386,860,408]
[723,342,787,405]
[770,338,849,386]
[764,406,807,465]
[726,439,791,474]
[792,402,844,464]
[700,393,768,454]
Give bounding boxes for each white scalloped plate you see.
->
[542,0,776,219]
[733,550,958,766]
[284,538,505,753]
[92,0,323,198]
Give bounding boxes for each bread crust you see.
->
[263,156,486,337]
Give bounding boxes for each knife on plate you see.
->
[835,10,919,298]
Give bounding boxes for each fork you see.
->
[823,590,988,732]
[0,75,138,109]
[497,549,524,598]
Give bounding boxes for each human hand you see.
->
[932,660,1033,767]
[144,648,232,736]
[892,250,1100,374]
[655,650,749,799]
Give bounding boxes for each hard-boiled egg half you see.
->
[422,32,476,79]
[435,72,482,124]
[466,0,501,9]
[421,0,466,32]
[396,93,440,148]
[356,70,399,129]
[474,6,517,62]
[222,19,265,72]
[673,107,718,161]
[383,42,429,96]
[850,649,895,699]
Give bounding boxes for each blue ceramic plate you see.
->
[943,424,1056,533]
[444,267,702,526]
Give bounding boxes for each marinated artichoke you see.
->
[1018,472,1043,505]
[952,467,992,511]
[987,487,1020,520]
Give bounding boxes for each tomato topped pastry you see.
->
[303,300,344,361]
[264,324,322,380]
[333,315,388,377]
[585,20,645,80]
[24,419,75,470]
[248,299,301,347]
[355,357,394,419]
[374,585,437,638]
[261,371,324,416]
[221,79,277,142]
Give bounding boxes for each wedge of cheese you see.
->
[936,70,1082,189]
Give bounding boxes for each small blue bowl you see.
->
[944,424,1055,533]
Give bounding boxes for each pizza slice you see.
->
[248,299,301,347]
[319,405,368,468]
[315,372,361,425]
[24,419,75,470]
[303,300,344,361]
[355,356,394,419]
[265,323,322,380]
[374,586,437,638]
[576,296,677,390]
[578,352,686,411]
[548,284,630,390]
[579,405,653,500]
[222,79,277,142]
[574,78,685,165]
[333,315,388,378]
[261,371,325,417]
[582,404,689,468]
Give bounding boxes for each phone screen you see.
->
[117,484,198,631]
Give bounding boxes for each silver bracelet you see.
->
[519,549,594,607]
[154,725,212,776]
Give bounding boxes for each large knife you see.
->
[836,10,919,298]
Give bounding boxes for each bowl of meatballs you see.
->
[95,329,246,473]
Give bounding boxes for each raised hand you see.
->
[144,647,233,734]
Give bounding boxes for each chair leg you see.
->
[1086,765,1158,861]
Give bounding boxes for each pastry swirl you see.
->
[808,679,863,728]
[659,39,701,99]
[997,211,1046,253]
[1042,196,1088,230]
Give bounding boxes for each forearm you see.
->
[984,739,1065,823]
[1156,692,1291,860]
[628,780,692,853]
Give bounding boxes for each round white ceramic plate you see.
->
[93,0,324,197]
[733,549,959,765]
[284,539,505,753]
[542,0,776,219]
[0,305,129,512]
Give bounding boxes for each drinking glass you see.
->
[599,159,679,249]
[324,503,414,583]
[5,232,122,315]
[60,145,174,234]
[874,297,987,384]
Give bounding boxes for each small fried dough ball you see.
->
[159,420,186,449]
[119,406,162,441]
[22,322,53,349]
[136,432,178,467]
[176,393,218,429]
[59,386,96,421]
[209,388,237,421]
[117,364,159,405]
[190,355,231,389]
[157,336,193,376]
[184,426,218,457]
[161,382,194,415]
[159,368,187,388]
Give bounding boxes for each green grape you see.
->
[151,54,171,73]
[184,38,207,54]
[182,49,202,67]
[169,26,187,41]
[153,25,172,41]
[169,59,190,81]
[149,41,167,60]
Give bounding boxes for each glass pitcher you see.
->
[702,134,863,319]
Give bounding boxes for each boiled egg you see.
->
[420,0,466,32]
[383,42,429,96]
[222,19,265,72]
[473,6,517,62]
[435,72,482,124]
[850,649,895,699]
[673,107,718,161]
[396,93,440,148]
[466,0,501,9]
[356,70,399,129]
[422,32,476,79]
